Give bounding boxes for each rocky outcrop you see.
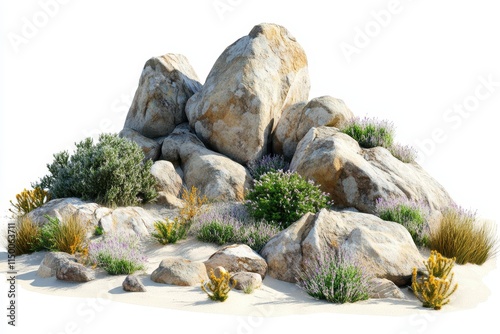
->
[37,252,78,278]
[273,96,353,159]
[290,127,454,216]
[119,128,161,161]
[204,244,268,279]
[261,209,425,286]
[123,54,202,139]
[122,275,147,292]
[186,23,310,165]
[161,124,252,201]
[151,257,208,286]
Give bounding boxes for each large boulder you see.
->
[204,244,268,279]
[186,23,310,165]
[150,160,184,208]
[161,124,252,201]
[151,257,208,286]
[290,127,454,217]
[123,54,202,139]
[261,209,425,286]
[27,198,98,227]
[119,128,161,161]
[273,96,353,159]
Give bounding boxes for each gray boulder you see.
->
[151,257,208,286]
[56,261,95,282]
[37,252,78,278]
[122,275,147,292]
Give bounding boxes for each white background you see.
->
[1,0,499,333]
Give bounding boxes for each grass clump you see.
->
[245,171,331,228]
[201,268,236,302]
[297,248,371,304]
[12,216,41,255]
[151,218,189,245]
[412,251,458,310]
[88,231,146,275]
[430,206,498,265]
[197,221,235,245]
[41,215,89,254]
[341,117,417,163]
[248,154,289,180]
[9,187,50,217]
[376,197,430,247]
[34,133,157,207]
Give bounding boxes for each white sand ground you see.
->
[0,237,496,319]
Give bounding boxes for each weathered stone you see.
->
[95,206,163,237]
[205,244,267,279]
[151,257,208,286]
[124,54,202,138]
[119,127,161,161]
[161,124,252,201]
[369,278,407,299]
[56,261,95,282]
[37,252,78,278]
[150,160,183,196]
[290,127,454,217]
[273,96,353,159]
[186,23,310,165]
[261,209,425,286]
[230,272,262,291]
[27,198,98,227]
[122,275,147,292]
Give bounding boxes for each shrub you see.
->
[248,154,289,180]
[13,216,42,255]
[245,171,331,228]
[297,248,371,304]
[376,197,430,247]
[41,215,89,254]
[197,221,235,245]
[179,186,207,227]
[430,206,498,265]
[341,117,395,149]
[9,187,50,217]
[201,268,236,302]
[412,251,458,310]
[341,117,417,163]
[35,133,157,207]
[88,232,146,275]
[151,218,188,245]
[193,203,281,251]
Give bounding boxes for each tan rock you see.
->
[119,128,161,161]
[151,257,208,286]
[205,244,268,279]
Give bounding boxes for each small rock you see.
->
[37,252,78,278]
[369,278,407,299]
[56,261,95,282]
[122,275,147,292]
[205,244,268,279]
[230,272,262,291]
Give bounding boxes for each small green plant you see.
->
[9,187,50,216]
[13,216,42,255]
[41,215,89,254]
[88,231,147,275]
[411,251,458,310]
[94,225,104,236]
[34,133,157,207]
[197,221,235,245]
[151,218,188,245]
[242,283,255,294]
[201,268,236,302]
[245,171,331,228]
[430,206,498,265]
[376,197,430,247]
[297,248,371,304]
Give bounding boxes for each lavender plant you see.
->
[389,144,418,163]
[88,231,147,275]
[376,197,431,247]
[245,171,331,228]
[297,248,372,304]
[248,154,290,180]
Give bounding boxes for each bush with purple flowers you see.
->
[297,248,372,304]
[88,231,147,275]
[341,117,417,163]
[245,171,331,228]
[376,197,431,247]
[247,154,290,180]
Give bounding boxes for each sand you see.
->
[1,236,498,334]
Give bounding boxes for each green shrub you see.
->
[376,197,430,247]
[297,248,371,304]
[245,171,331,228]
[35,133,157,207]
[151,218,189,245]
[197,221,235,245]
[430,206,498,265]
[9,187,50,217]
[41,215,89,254]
